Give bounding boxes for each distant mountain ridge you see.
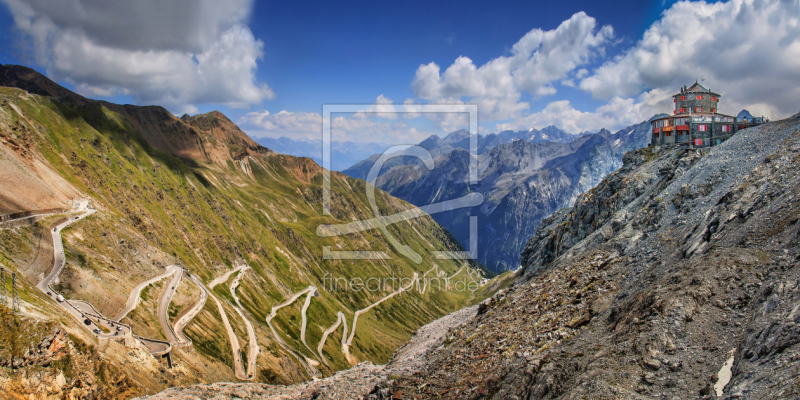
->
[342,125,578,181]
[346,121,651,272]
[254,136,391,172]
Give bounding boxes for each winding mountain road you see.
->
[207,267,250,381]
[341,273,418,365]
[33,202,200,358]
[173,274,207,345]
[113,265,181,321]
[317,311,347,366]
[157,266,184,344]
[29,201,485,378]
[207,264,246,288]
[265,286,321,378]
[299,289,316,356]
[229,266,259,380]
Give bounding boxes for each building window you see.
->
[698,124,707,131]
[697,95,703,100]
[681,96,685,101]
[711,108,715,113]
[722,125,730,132]
[696,107,702,113]
[674,98,677,103]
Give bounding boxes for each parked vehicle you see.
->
[56,294,65,302]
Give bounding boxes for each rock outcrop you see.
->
[0,305,138,399]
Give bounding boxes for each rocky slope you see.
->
[342,129,470,181]
[0,65,270,166]
[361,112,800,399]
[0,304,140,399]
[0,64,494,397]
[365,121,651,272]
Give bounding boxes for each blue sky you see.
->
[0,0,796,144]
[245,0,662,113]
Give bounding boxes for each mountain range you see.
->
[344,122,651,272]
[342,126,581,181]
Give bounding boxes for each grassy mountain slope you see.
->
[0,65,490,396]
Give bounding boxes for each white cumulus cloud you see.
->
[579,0,800,118]
[3,0,274,113]
[412,12,613,121]
[237,109,432,144]
[495,89,671,134]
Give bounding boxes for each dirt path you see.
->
[317,311,346,366]
[229,266,259,380]
[173,274,207,345]
[265,286,321,378]
[114,265,181,321]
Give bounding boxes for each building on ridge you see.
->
[651,82,763,148]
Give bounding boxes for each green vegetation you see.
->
[0,86,498,382]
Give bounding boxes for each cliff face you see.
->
[361,113,800,399]
[518,146,696,277]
